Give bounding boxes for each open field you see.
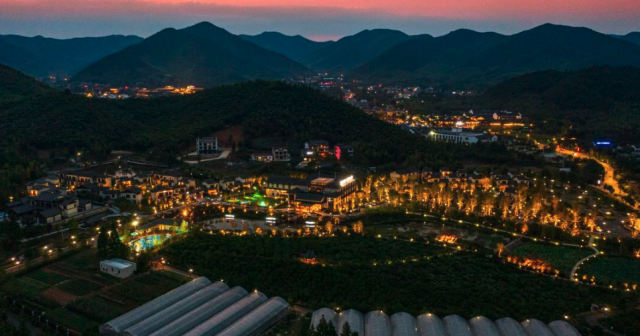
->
[2,249,189,334]
[580,256,640,285]
[509,242,594,275]
[162,233,632,322]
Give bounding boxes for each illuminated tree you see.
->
[352,221,364,234]
[478,178,492,191]
[496,243,505,257]
[325,221,334,234]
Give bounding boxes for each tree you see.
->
[496,243,505,257]
[341,321,359,336]
[107,223,129,259]
[136,251,152,273]
[311,316,337,336]
[97,226,109,259]
[68,218,79,237]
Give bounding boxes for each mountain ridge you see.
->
[240,32,333,63]
[0,34,142,77]
[70,22,313,87]
[350,23,640,88]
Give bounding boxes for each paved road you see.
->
[556,147,624,196]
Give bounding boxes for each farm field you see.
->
[2,249,189,334]
[509,242,594,275]
[579,256,640,285]
[162,233,629,323]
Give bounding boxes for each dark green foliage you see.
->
[351,24,640,88]
[97,224,128,260]
[310,316,337,336]
[162,234,629,322]
[0,64,53,103]
[136,251,152,274]
[579,160,605,185]
[240,32,333,63]
[1,79,510,166]
[341,322,358,336]
[71,22,312,87]
[97,226,109,259]
[478,66,640,143]
[600,308,640,335]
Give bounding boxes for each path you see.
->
[181,148,231,164]
[569,236,599,281]
[556,147,624,196]
[153,263,197,279]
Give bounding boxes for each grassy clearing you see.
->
[580,256,640,285]
[510,242,593,274]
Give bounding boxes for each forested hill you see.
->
[0,64,53,103]
[351,24,640,88]
[239,32,333,63]
[1,79,513,166]
[71,22,313,87]
[478,66,640,143]
[0,34,142,77]
[300,29,413,73]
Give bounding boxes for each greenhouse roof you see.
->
[311,309,583,336]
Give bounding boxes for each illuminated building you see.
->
[427,128,497,144]
[265,174,358,213]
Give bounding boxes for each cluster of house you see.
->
[6,174,94,225]
[80,85,203,99]
[250,141,355,166]
[4,168,204,225]
[264,173,358,214]
[389,167,531,195]
[250,147,291,163]
[301,140,354,161]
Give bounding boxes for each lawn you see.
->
[579,256,640,285]
[162,233,631,322]
[510,242,593,275]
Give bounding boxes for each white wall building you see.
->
[427,128,497,144]
[100,259,137,279]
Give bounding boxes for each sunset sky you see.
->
[2,0,640,40]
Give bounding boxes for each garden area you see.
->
[579,256,640,286]
[509,242,594,275]
[2,249,189,334]
[161,232,634,323]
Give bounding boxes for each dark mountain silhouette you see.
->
[71,22,313,87]
[0,34,142,77]
[351,24,640,88]
[301,29,413,73]
[612,32,640,46]
[239,32,333,63]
